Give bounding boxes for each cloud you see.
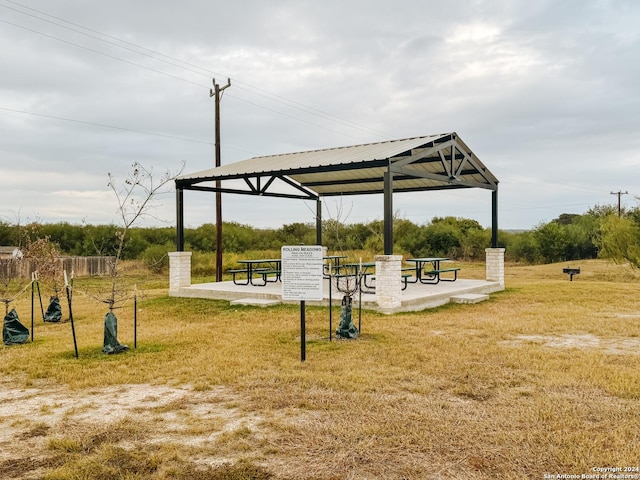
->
[1,0,639,233]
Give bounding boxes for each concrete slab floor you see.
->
[172,278,503,314]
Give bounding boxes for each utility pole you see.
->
[610,190,628,217]
[210,78,231,282]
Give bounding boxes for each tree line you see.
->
[1,202,638,268]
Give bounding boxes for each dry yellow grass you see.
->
[0,259,639,479]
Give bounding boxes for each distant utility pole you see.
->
[610,190,628,217]
[210,78,231,282]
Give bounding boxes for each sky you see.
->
[1,0,639,232]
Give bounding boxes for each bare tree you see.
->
[0,217,25,315]
[22,224,62,295]
[323,198,355,254]
[0,247,23,315]
[97,161,183,354]
[103,161,184,309]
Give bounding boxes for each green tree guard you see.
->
[336,295,359,339]
[3,309,29,345]
[102,311,129,354]
[44,296,62,322]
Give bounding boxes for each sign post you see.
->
[281,245,324,362]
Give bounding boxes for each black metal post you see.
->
[328,275,332,342]
[491,188,498,248]
[31,277,34,342]
[358,279,362,333]
[64,274,78,359]
[384,168,393,255]
[134,291,137,349]
[300,300,306,362]
[176,187,184,251]
[316,198,322,245]
[35,279,44,321]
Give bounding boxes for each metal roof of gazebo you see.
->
[175,132,500,253]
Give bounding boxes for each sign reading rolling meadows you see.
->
[281,245,324,301]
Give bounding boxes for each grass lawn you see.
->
[1,259,639,479]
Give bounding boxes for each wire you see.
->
[1,0,221,77]
[0,278,34,303]
[230,82,391,139]
[0,15,379,147]
[226,95,370,142]
[0,106,213,144]
[0,2,216,80]
[0,106,262,155]
[498,173,612,196]
[0,0,392,140]
[0,18,207,89]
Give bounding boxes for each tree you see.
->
[277,222,315,246]
[460,228,492,260]
[103,162,183,309]
[0,220,19,246]
[21,224,65,322]
[421,220,461,258]
[553,213,581,225]
[506,230,539,264]
[586,204,620,219]
[596,215,640,268]
[533,221,568,263]
[21,224,62,293]
[96,161,183,354]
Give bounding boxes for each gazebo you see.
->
[174,132,499,252]
[170,133,504,312]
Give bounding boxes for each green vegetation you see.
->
[1,201,639,271]
[1,260,639,478]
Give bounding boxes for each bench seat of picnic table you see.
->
[424,267,460,281]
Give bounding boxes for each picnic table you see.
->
[231,255,348,287]
[230,258,281,286]
[338,261,376,294]
[323,255,347,277]
[329,260,415,292]
[405,257,460,284]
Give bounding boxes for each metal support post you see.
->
[316,198,322,245]
[176,187,184,251]
[491,189,498,248]
[384,168,393,255]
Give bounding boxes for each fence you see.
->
[0,256,113,279]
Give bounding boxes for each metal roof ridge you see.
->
[247,133,453,160]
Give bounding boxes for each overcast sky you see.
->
[1,0,638,232]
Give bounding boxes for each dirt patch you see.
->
[0,381,277,477]
[500,333,640,354]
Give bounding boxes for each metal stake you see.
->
[134,285,137,349]
[35,273,44,321]
[64,271,78,358]
[31,273,34,342]
[300,300,306,362]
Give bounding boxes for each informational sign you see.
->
[281,245,324,301]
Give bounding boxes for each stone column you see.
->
[485,248,505,287]
[169,251,192,295]
[374,254,403,313]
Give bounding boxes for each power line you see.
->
[0,2,216,80]
[0,18,207,89]
[0,106,260,155]
[1,0,220,76]
[226,95,371,142]
[0,11,376,144]
[0,106,212,144]
[0,0,391,140]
